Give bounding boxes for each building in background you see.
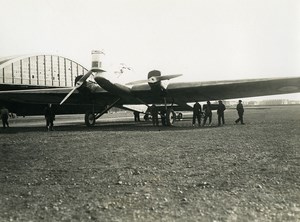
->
[0,54,88,90]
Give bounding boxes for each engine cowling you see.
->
[147,70,165,94]
[148,70,161,83]
[75,75,84,86]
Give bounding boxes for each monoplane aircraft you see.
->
[1,51,300,126]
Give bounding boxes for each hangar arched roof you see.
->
[0,54,87,70]
[0,54,88,87]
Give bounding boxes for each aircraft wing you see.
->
[131,77,300,103]
[0,87,119,106]
[1,76,299,108]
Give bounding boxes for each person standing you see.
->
[235,100,245,124]
[192,102,202,126]
[133,111,140,122]
[0,106,9,129]
[150,104,159,126]
[202,101,212,126]
[217,100,226,126]
[44,104,55,131]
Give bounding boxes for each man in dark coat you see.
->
[202,101,212,126]
[192,102,202,126]
[134,111,140,122]
[44,104,55,131]
[0,106,9,129]
[217,100,226,126]
[235,100,245,124]
[150,104,159,126]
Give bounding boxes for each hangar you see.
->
[0,54,88,90]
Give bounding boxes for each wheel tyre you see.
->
[85,111,95,127]
[166,109,176,126]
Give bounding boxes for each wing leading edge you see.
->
[166,77,300,102]
[1,76,299,108]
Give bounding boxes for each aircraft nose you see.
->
[148,76,158,84]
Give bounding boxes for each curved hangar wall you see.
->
[0,55,88,87]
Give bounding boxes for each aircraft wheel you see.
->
[166,109,176,126]
[85,111,95,127]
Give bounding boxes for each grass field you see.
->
[0,106,299,221]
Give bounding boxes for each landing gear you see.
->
[84,98,121,127]
[160,96,176,126]
[85,111,95,127]
[165,109,176,126]
[161,109,176,126]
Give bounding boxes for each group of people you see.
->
[137,99,244,127]
[192,100,244,126]
[142,104,164,126]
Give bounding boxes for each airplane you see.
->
[0,50,300,127]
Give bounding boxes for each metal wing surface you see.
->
[0,87,119,106]
[132,77,300,103]
[1,77,299,106]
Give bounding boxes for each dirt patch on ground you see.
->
[0,106,299,221]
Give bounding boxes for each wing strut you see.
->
[94,98,121,120]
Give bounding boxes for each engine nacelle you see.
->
[148,70,161,81]
[74,75,101,94]
[147,70,166,94]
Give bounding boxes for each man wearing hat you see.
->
[202,101,212,126]
[192,101,202,126]
[217,100,226,126]
[44,104,55,131]
[235,100,245,124]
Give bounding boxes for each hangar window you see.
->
[37,56,45,85]
[65,60,72,86]
[13,61,22,84]
[52,56,59,86]
[71,62,78,86]
[22,58,30,84]
[29,56,38,85]
[4,65,13,83]
[0,68,3,83]
[59,57,66,86]
[45,55,52,86]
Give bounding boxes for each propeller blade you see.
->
[126,74,182,85]
[125,79,148,85]
[156,74,182,81]
[60,87,77,105]
[75,70,93,87]
[60,70,93,105]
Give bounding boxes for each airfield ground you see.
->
[0,106,299,221]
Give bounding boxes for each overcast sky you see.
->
[0,0,300,99]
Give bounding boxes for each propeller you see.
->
[60,70,93,105]
[148,74,182,84]
[126,74,182,85]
